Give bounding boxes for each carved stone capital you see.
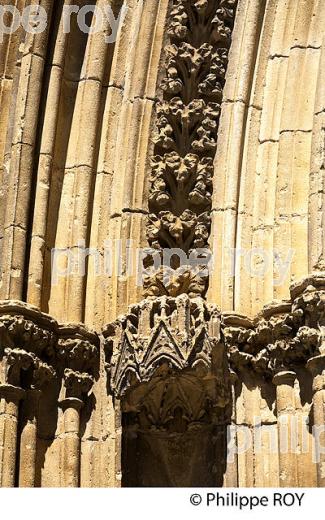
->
[223,277,325,378]
[0,383,26,403]
[0,301,57,357]
[57,324,99,400]
[0,302,58,391]
[307,354,325,393]
[103,295,224,399]
[62,368,94,400]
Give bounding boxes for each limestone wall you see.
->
[0,0,324,488]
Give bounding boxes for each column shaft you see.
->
[308,355,325,487]
[18,390,41,487]
[0,385,25,487]
[273,371,298,487]
[61,398,83,487]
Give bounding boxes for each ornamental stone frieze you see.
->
[144,0,238,298]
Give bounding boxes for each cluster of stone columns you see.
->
[0,302,99,488]
[222,275,325,487]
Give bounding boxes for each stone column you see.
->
[307,354,325,487]
[59,370,93,488]
[56,326,99,488]
[273,370,298,487]
[224,370,239,487]
[60,395,84,488]
[0,304,58,487]
[0,384,25,487]
[18,389,41,487]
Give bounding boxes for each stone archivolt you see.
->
[145,0,237,298]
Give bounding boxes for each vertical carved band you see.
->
[145,0,237,298]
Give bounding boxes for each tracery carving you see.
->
[145,0,237,297]
[104,294,229,406]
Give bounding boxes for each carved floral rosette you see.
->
[145,0,238,298]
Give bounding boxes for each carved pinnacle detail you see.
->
[103,294,230,417]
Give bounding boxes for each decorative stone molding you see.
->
[144,0,238,298]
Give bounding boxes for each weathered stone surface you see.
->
[0,0,324,488]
